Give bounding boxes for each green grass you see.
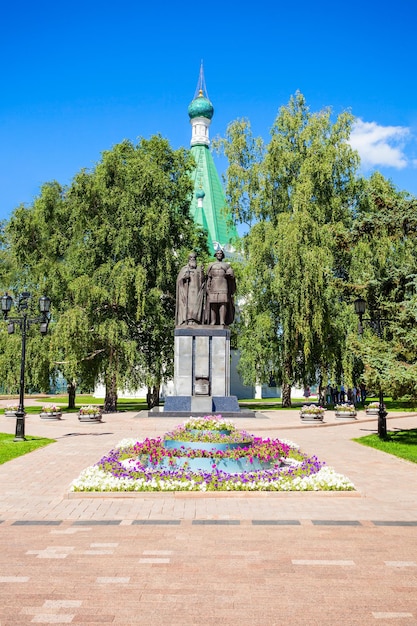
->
[0,395,149,414]
[380,398,417,411]
[2,394,416,416]
[240,396,417,412]
[353,429,417,464]
[239,397,313,411]
[41,395,149,412]
[0,433,55,465]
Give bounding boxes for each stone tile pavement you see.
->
[0,406,416,625]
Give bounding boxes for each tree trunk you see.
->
[104,372,118,413]
[281,382,292,407]
[146,385,160,410]
[67,381,76,409]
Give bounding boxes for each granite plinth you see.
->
[173,327,231,398]
[149,396,256,417]
[147,410,256,418]
[163,395,240,413]
[161,326,251,416]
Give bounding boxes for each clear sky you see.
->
[1,0,416,223]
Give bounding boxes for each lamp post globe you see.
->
[353,297,366,316]
[39,295,51,314]
[1,293,13,316]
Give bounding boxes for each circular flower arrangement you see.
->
[70,416,355,493]
[79,405,102,415]
[335,404,356,413]
[6,404,19,412]
[183,415,237,432]
[4,404,20,417]
[40,404,62,414]
[40,404,62,420]
[300,404,325,415]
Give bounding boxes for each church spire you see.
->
[188,62,214,147]
[188,66,238,253]
[193,60,210,100]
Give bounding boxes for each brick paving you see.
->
[0,406,416,625]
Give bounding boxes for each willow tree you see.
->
[4,181,98,404]
[216,93,360,405]
[5,137,206,411]
[64,136,206,411]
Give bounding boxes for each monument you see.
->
[175,252,205,326]
[205,249,236,326]
[157,67,254,416]
[163,251,250,416]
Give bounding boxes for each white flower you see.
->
[115,438,138,449]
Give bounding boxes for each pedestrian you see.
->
[360,383,367,405]
[326,384,332,405]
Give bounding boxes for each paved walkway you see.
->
[0,407,416,625]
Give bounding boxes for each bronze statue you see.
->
[175,252,205,326]
[205,249,236,326]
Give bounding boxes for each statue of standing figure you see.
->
[205,249,236,326]
[175,252,205,326]
[175,249,236,328]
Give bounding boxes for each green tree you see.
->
[64,137,206,410]
[217,93,360,405]
[4,182,84,402]
[349,172,417,401]
[0,207,56,396]
[4,137,207,410]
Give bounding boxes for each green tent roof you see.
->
[189,144,238,252]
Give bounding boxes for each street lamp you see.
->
[353,297,388,439]
[1,292,51,441]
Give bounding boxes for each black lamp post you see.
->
[1,292,51,442]
[353,297,387,439]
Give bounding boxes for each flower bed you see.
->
[40,404,62,419]
[70,418,355,493]
[334,404,357,418]
[366,402,385,416]
[4,404,26,418]
[78,405,103,422]
[149,435,283,463]
[183,415,237,432]
[301,404,325,414]
[5,404,19,412]
[164,424,252,445]
[79,405,102,415]
[300,404,325,421]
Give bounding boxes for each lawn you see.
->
[239,396,417,412]
[39,395,149,412]
[353,429,417,464]
[1,394,416,416]
[0,395,149,415]
[0,433,55,465]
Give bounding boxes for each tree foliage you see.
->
[348,172,417,400]
[3,136,207,409]
[217,93,360,405]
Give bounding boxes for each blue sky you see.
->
[1,0,417,223]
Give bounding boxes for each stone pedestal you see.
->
[162,327,245,416]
